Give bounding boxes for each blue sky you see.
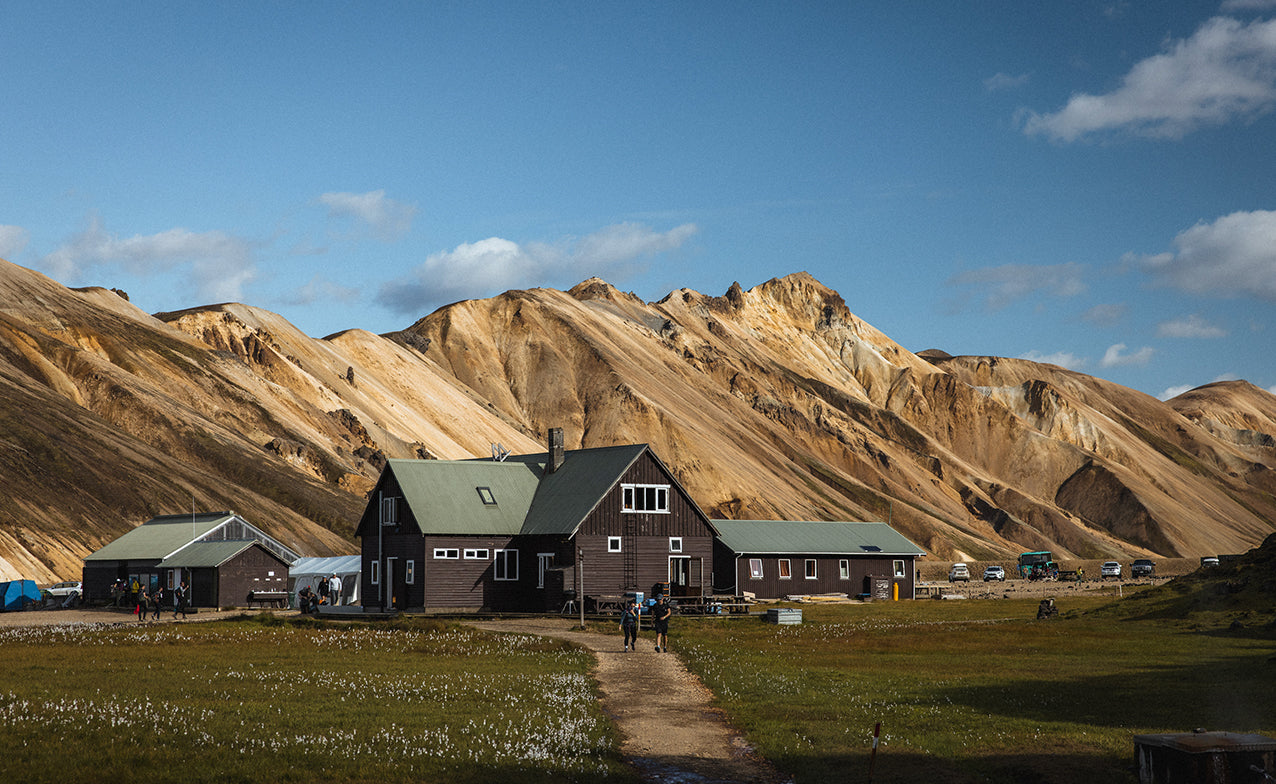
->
[2,2,1274,400]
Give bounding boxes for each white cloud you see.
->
[377,222,697,315]
[1019,350,1086,370]
[282,274,361,307]
[1023,16,1276,141]
[1100,343,1155,368]
[318,190,417,241]
[1221,0,1276,12]
[40,214,256,302]
[0,225,30,260]
[946,262,1086,310]
[1080,302,1128,327]
[1134,209,1276,300]
[1156,313,1227,338]
[984,72,1030,92]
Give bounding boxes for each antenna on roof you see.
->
[491,443,510,462]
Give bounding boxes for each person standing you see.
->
[317,575,330,606]
[173,580,188,620]
[653,596,672,652]
[135,584,146,622]
[619,598,640,651]
[150,584,164,621]
[329,574,342,606]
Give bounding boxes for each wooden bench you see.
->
[247,590,289,608]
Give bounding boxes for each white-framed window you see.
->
[839,559,850,580]
[370,560,380,585]
[608,536,622,553]
[669,537,682,553]
[464,548,489,560]
[778,559,792,579]
[805,559,817,579]
[537,553,553,588]
[893,560,906,578]
[406,560,416,584]
[433,548,459,559]
[494,549,519,581]
[621,483,670,513]
[476,486,496,505]
[748,558,764,580]
[381,496,398,525]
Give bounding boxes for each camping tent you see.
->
[289,555,361,608]
[1,580,42,612]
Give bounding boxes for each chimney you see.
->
[547,427,565,474]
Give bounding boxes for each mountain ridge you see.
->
[0,258,1272,581]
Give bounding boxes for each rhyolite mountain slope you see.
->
[0,259,1272,582]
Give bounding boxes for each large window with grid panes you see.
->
[621,483,669,513]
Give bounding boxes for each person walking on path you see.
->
[134,585,146,622]
[652,595,672,652]
[619,598,640,651]
[172,580,188,620]
[150,584,163,621]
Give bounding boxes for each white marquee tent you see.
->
[289,555,361,608]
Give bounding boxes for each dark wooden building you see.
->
[712,519,924,600]
[355,430,716,612]
[156,540,291,608]
[82,511,300,607]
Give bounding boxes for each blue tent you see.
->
[1,580,41,612]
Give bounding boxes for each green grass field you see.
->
[0,615,635,784]
[676,596,1276,783]
[3,588,1273,784]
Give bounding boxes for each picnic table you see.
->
[246,590,289,608]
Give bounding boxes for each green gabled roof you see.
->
[503,444,649,536]
[85,513,236,561]
[156,540,263,569]
[386,458,543,536]
[712,519,926,557]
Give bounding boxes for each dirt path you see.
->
[470,618,788,784]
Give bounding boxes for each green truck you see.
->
[1018,551,1060,581]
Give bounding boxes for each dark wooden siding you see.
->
[82,560,161,605]
[360,529,424,610]
[725,552,916,600]
[575,452,716,599]
[216,545,290,607]
[419,534,517,610]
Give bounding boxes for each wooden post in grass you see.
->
[868,722,881,782]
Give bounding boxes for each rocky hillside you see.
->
[0,260,1272,581]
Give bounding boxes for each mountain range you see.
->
[1,258,1272,582]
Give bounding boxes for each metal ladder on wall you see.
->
[623,515,638,590]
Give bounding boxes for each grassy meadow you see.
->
[0,615,635,784]
[675,595,1276,784]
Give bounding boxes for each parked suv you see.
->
[45,580,82,598]
[1100,561,1122,579]
[982,565,1005,582]
[948,563,970,582]
[1131,559,1155,578]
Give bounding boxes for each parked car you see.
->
[1131,559,1155,577]
[982,565,1005,582]
[45,580,82,598]
[1200,556,1220,568]
[948,563,970,582]
[1100,561,1122,579]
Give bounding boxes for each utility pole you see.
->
[578,548,585,629]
